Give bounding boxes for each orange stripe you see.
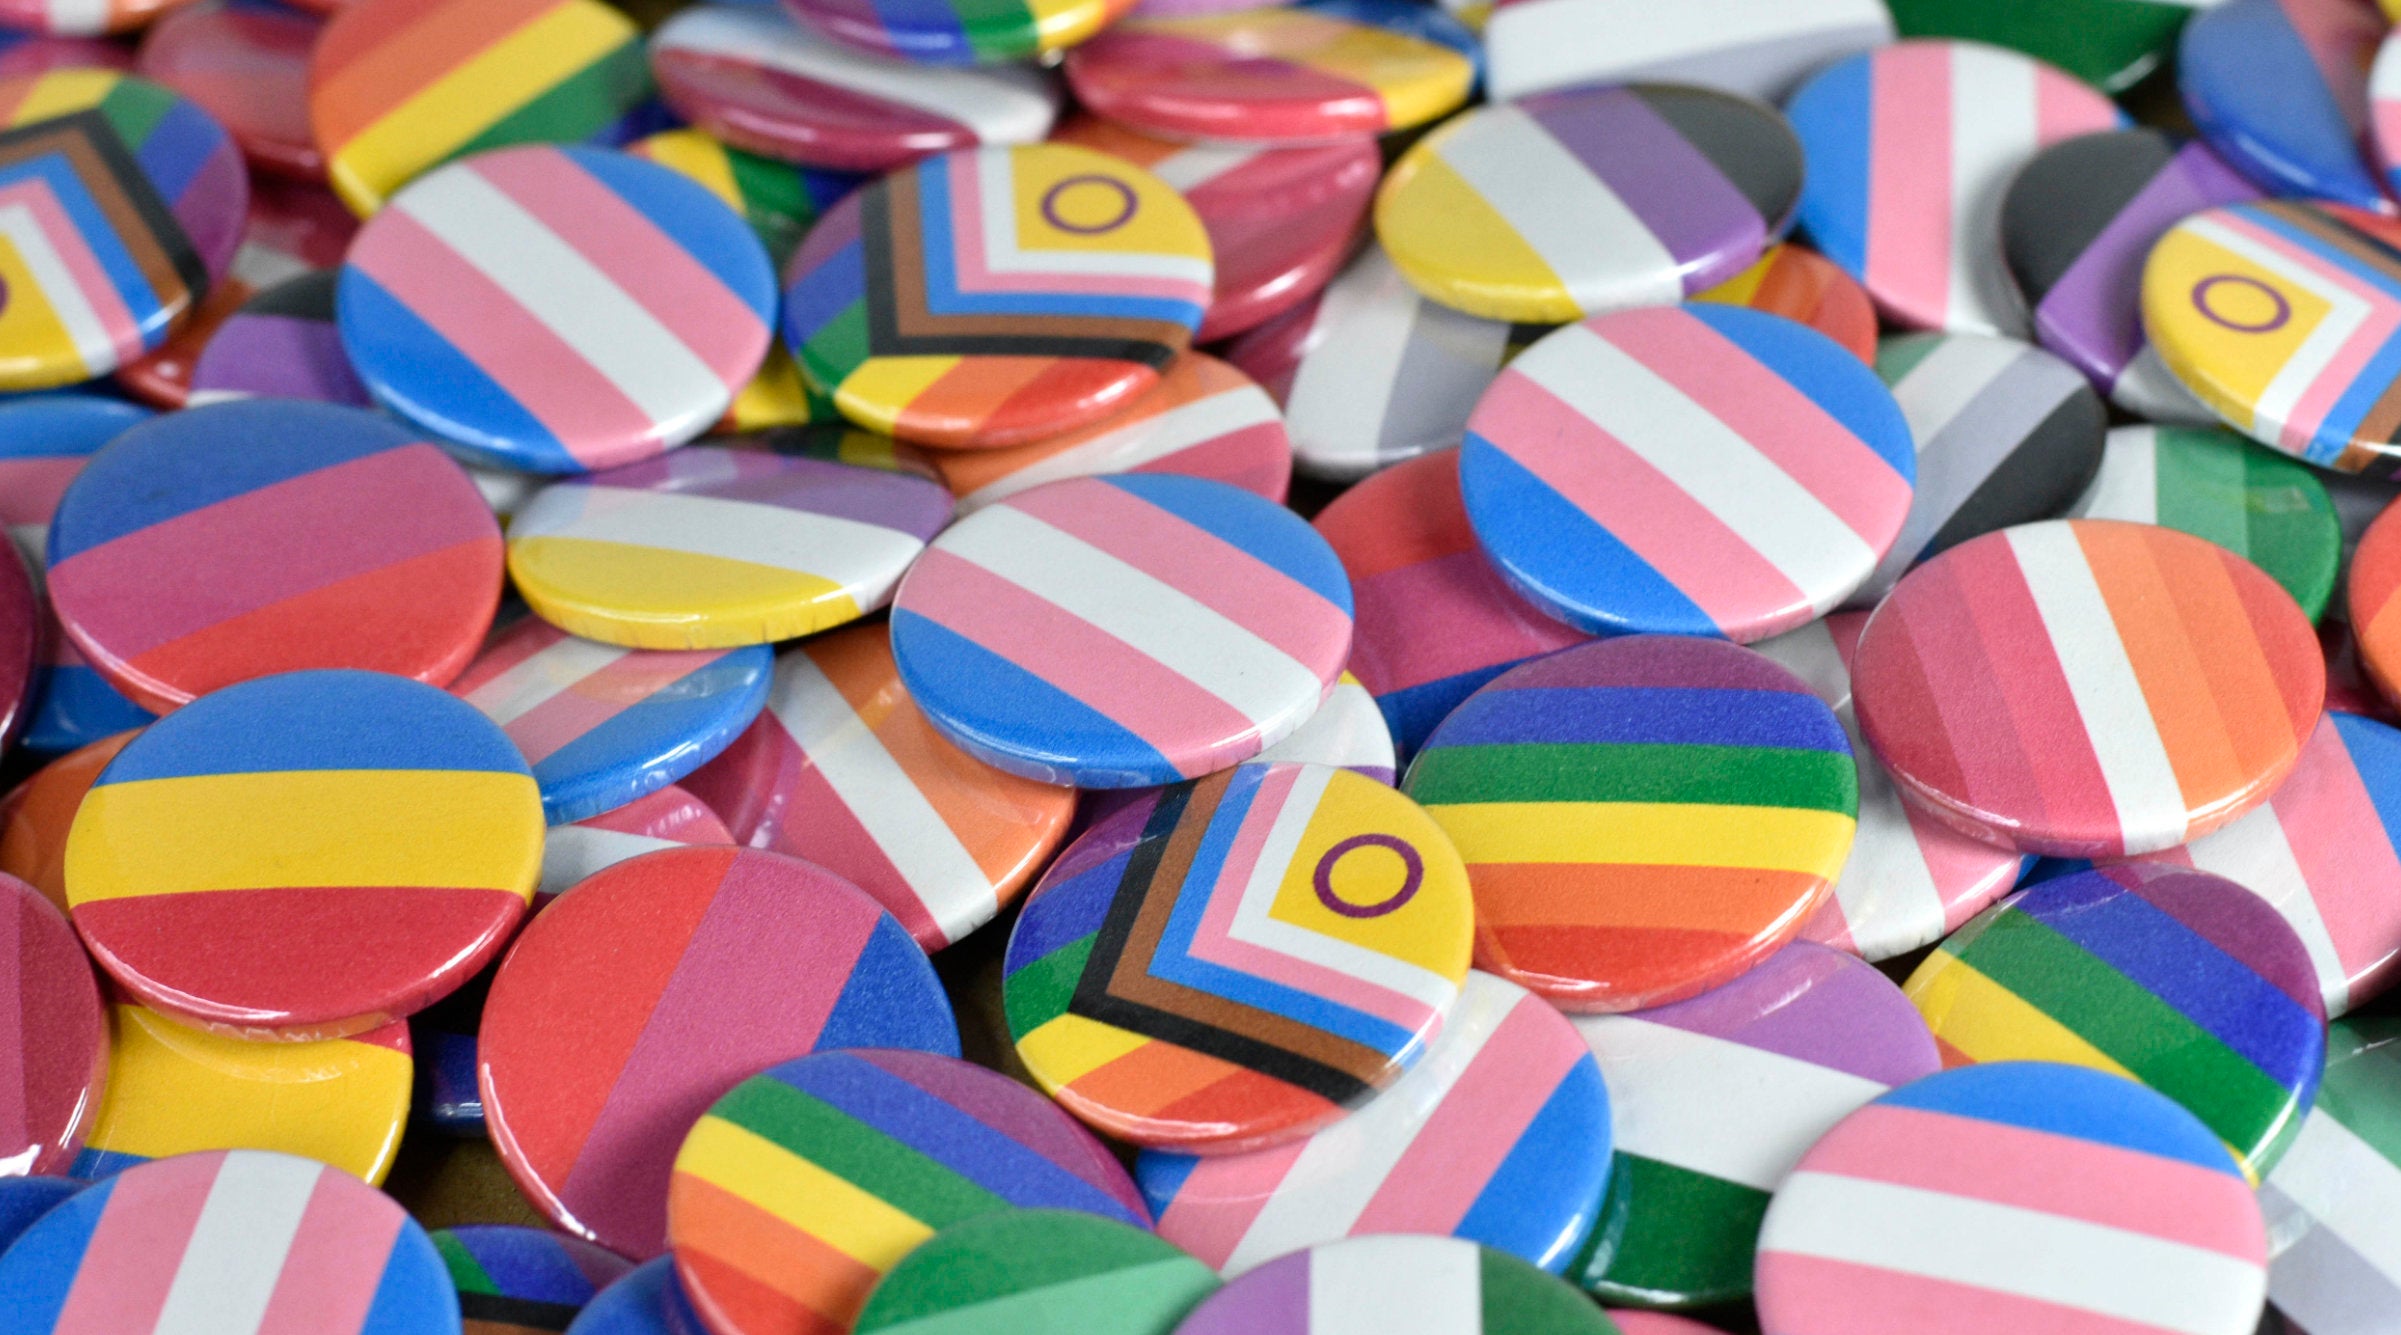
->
[892,357,1063,443]
[1482,922,1758,1007]
[680,1252,847,1335]
[2188,544,2316,777]
[2077,524,2247,810]
[1068,1037,1250,1119]
[1466,861,1832,935]
[668,1174,875,1327]
[313,0,563,148]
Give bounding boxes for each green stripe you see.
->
[960,0,1039,61]
[1403,743,1856,813]
[1478,1247,1624,1333]
[863,1261,1217,1335]
[708,1077,1009,1227]
[858,1216,1202,1324]
[2150,427,2250,553]
[1571,1153,1767,1308]
[727,148,815,264]
[1874,332,1944,386]
[1005,934,1092,1037]
[451,40,652,165]
[2150,427,2338,617]
[100,77,175,148]
[799,301,872,387]
[431,1232,499,1296]
[2318,1018,2401,1165]
[1948,912,2295,1168]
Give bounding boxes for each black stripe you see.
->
[2001,129,2182,306]
[460,1290,584,1329]
[1631,84,1805,232]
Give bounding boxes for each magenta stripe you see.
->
[51,1153,219,1335]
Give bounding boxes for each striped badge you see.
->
[2185,0,2383,209]
[1852,332,2106,607]
[2072,425,2340,619]
[2261,1016,2401,1335]
[1005,762,1474,1152]
[190,271,371,408]
[1789,40,2126,337]
[1313,451,1588,761]
[680,622,1077,951]
[1461,304,1914,642]
[855,1211,1220,1335]
[1695,243,1880,363]
[0,730,132,911]
[782,144,1214,449]
[451,617,772,826]
[1405,636,1858,1014]
[2144,201,2401,477]
[307,0,649,214]
[1484,0,1893,103]
[0,1149,458,1335]
[1172,1235,1621,1335]
[1905,864,2328,1179]
[2351,489,2401,707]
[340,145,776,474]
[537,784,730,903]
[1378,84,1801,324]
[646,5,1058,175]
[72,1007,412,1185]
[1756,1063,2267,1335]
[627,126,859,267]
[892,474,1352,788]
[667,1050,1149,1335]
[1141,970,1610,1276]
[1253,672,1396,785]
[507,444,953,651]
[434,1225,632,1334]
[1568,944,1938,1308]
[1853,519,2324,857]
[0,874,101,1178]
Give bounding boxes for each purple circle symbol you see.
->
[2191,275,2292,333]
[1314,834,1424,919]
[1042,175,1138,235]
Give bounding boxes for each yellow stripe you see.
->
[1698,249,1774,306]
[1018,1014,1148,1088]
[1375,153,1577,322]
[325,2,636,213]
[8,68,114,124]
[631,129,743,209]
[726,346,823,432]
[835,356,963,437]
[0,236,108,386]
[65,770,542,904]
[1024,0,1119,50]
[1428,802,1854,877]
[1904,956,2136,1076]
[674,1115,933,1267]
[1291,29,1471,131]
[509,536,859,649]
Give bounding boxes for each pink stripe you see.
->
[943,153,1212,306]
[448,623,566,695]
[1805,1105,2263,1258]
[1867,43,1953,322]
[1756,1252,2191,1335]
[477,151,766,385]
[1353,996,1584,1232]
[1003,479,1349,670]
[0,457,85,527]
[1599,309,1912,539]
[904,547,1263,772]
[45,444,497,660]
[2033,65,2122,144]
[2212,213,2401,448]
[1349,553,1584,695]
[1478,370,1808,628]
[1904,803,2018,937]
[505,649,723,765]
[50,1152,220,1335]
[252,1168,404,1335]
[2270,719,2401,985]
[1157,1139,1305,1270]
[560,854,885,1256]
[0,181,143,361]
[780,735,944,946]
[353,210,657,461]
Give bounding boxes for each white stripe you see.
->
[1827,747,1953,959]
[1432,107,1683,313]
[1763,1172,2267,1334]
[1575,1016,1885,1191]
[1526,323,1875,609]
[1218,974,1520,1276]
[653,5,1056,143]
[0,204,114,377]
[958,385,1280,513]
[231,238,312,291]
[516,484,928,597]
[151,1152,323,1335]
[975,150,1214,288]
[1891,333,2027,447]
[1752,618,1852,712]
[1147,144,1265,194]
[770,647,996,941]
[2180,802,2349,1014]
[2113,347,2219,426]
[395,166,732,436]
[2072,427,2164,524]
[938,504,1323,730]
[539,825,678,899]
[1309,1237,1482,1335]
[1224,767,1461,1018]
[1484,0,1890,101]
[1286,249,1439,472]
[1257,679,1396,777]
[2005,524,2190,850]
[1945,46,2037,337]
[45,0,112,35]
[460,633,628,726]
[2264,1111,2401,1285]
[2180,215,2373,445]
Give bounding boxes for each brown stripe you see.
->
[0,120,188,311]
[2270,201,2401,287]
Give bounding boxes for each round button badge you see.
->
[2181,0,2387,211]
[135,0,323,180]
[537,783,732,903]
[0,873,105,1180]
[188,270,372,407]
[1482,0,1894,104]
[855,1211,1220,1335]
[1170,1235,1620,1335]
[435,1225,634,1332]
[1884,0,2202,91]
[2260,1017,2401,1333]
[2072,425,2340,621]
[627,127,863,269]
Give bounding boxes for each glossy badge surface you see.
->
[0,873,104,1179]
[2260,1016,2401,1334]
[1568,943,1938,1309]
[2072,425,2341,621]
[0,69,246,391]
[0,0,192,34]
[785,0,1134,66]
[340,145,777,475]
[666,1049,1150,1335]
[782,143,1213,449]
[1853,519,2324,857]
[855,1210,1219,1335]
[437,1224,634,1334]
[1459,305,1914,642]
[134,0,322,180]
[1907,863,2327,1179]
[1885,0,2201,91]
[1376,83,1802,325]
[1693,243,1879,363]
[43,399,502,713]
[64,670,544,1039]
[1169,1235,1620,1335]
[1141,969,1610,1277]
[189,271,374,407]
[891,474,1352,788]
[1482,0,1893,104]
[1754,1062,2267,1335]
[538,785,732,903]
[1005,762,1474,1152]
[479,845,959,1258]
[1787,40,2126,337]
[2180,0,2387,211]
[1404,636,1858,1014]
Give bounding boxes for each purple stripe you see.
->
[862,1048,1148,1219]
[1483,635,1810,694]
[2105,864,2324,1014]
[2033,142,2261,387]
[1524,87,1764,287]
[193,316,372,406]
[1175,1250,1311,1333]
[1637,942,1940,1086]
